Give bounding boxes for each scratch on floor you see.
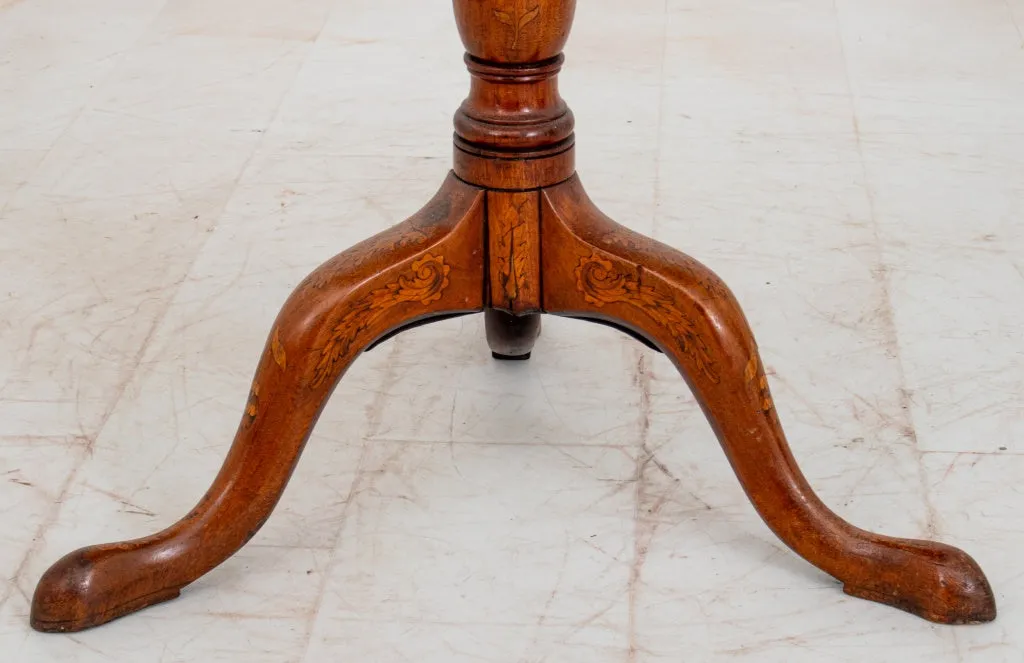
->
[833,6,943,537]
[761,369,830,429]
[627,349,666,662]
[82,482,157,517]
[525,532,575,655]
[0,297,175,608]
[294,338,406,659]
[1006,0,1024,48]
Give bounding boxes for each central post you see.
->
[453,0,576,191]
[453,0,578,350]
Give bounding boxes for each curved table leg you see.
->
[540,175,996,625]
[31,173,486,633]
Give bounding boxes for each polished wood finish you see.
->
[453,54,575,190]
[485,309,541,359]
[453,0,576,63]
[541,176,995,625]
[33,0,995,634]
[488,190,541,314]
[31,175,486,632]
[452,3,575,191]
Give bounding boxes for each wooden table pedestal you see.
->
[31,0,996,633]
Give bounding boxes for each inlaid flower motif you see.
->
[575,253,719,384]
[311,254,452,388]
[493,0,541,48]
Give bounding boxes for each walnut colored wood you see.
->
[453,19,575,190]
[485,309,541,359]
[453,140,574,191]
[453,0,576,63]
[540,176,995,625]
[488,189,541,313]
[30,175,486,632]
[33,0,995,635]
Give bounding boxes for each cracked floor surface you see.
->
[1,0,1023,661]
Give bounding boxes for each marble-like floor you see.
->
[1,0,1022,660]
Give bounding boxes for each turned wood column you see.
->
[452,0,577,191]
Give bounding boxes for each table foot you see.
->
[31,174,487,632]
[540,175,997,625]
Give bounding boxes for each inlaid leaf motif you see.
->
[745,356,776,419]
[271,328,287,370]
[575,253,720,384]
[492,1,541,48]
[495,197,533,305]
[311,254,451,388]
[519,6,540,29]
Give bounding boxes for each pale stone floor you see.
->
[1,0,1022,661]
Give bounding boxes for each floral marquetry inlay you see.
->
[311,254,452,388]
[575,253,719,384]
[493,0,541,48]
[745,356,776,418]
